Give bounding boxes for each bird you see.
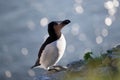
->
[31,20,71,71]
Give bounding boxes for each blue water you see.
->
[0,0,120,80]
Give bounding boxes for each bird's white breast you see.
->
[40,34,66,69]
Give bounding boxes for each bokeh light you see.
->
[96,36,103,44]
[5,70,12,78]
[105,17,112,26]
[40,17,49,27]
[75,5,84,14]
[102,28,108,37]
[71,23,80,36]
[104,0,119,16]
[104,1,114,10]
[108,8,116,16]
[28,70,35,77]
[113,0,119,7]
[27,20,35,31]
[21,48,28,56]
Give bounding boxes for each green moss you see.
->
[63,46,120,80]
[84,52,93,61]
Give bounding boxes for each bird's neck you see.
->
[50,32,61,40]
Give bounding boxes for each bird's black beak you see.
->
[58,20,70,29]
[61,20,71,25]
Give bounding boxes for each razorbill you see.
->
[31,20,70,70]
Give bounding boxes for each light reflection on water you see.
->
[0,0,120,80]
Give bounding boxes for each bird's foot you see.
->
[48,65,67,73]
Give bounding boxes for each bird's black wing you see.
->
[38,37,57,58]
[31,37,57,69]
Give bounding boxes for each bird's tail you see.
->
[31,63,41,69]
[31,58,41,69]
[31,64,49,70]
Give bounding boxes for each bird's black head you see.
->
[48,20,70,39]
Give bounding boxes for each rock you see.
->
[34,70,66,80]
[34,75,52,80]
[48,65,67,73]
[116,44,120,49]
[102,45,120,74]
[33,60,85,80]
[67,60,85,71]
[33,44,120,80]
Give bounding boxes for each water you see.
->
[0,0,120,80]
